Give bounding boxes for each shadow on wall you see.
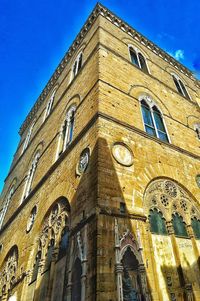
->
[161,252,200,300]
[21,137,153,301]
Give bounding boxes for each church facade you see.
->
[0,3,200,301]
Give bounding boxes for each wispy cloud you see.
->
[168,49,184,61]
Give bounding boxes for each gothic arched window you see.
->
[71,258,82,301]
[0,185,15,229]
[149,209,168,235]
[21,151,40,202]
[129,47,149,73]
[172,74,190,99]
[56,106,76,158]
[43,89,56,121]
[72,52,83,80]
[172,213,188,238]
[191,217,200,239]
[141,99,169,142]
[21,121,35,154]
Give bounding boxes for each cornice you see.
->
[19,2,196,136]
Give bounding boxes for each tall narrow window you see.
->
[0,185,15,229]
[43,89,56,121]
[172,213,188,237]
[149,209,168,235]
[141,98,169,142]
[72,52,83,80]
[129,47,149,73]
[22,152,40,201]
[191,217,200,239]
[21,121,35,154]
[56,106,76,158]
[172,74,190,99]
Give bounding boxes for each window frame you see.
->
[171,73,191,100]
[43,88,57,121]
[21,151,40,203]
[128,45,150,74]
[172,213,189,238]
[0,185,15,229]
[71,52,83,81]
[139,95,171,143]
[21,120,36,154]
[55,105,76,160]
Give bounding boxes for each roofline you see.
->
[19,2,197,135]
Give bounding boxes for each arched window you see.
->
[43,89,56,121]
[71,258,82,301]
[58,227,69,260]
[21,152,40,201]
[21,121,35,154]
[141,99,169,142]
[172,74,190,99]
[0,246,18,297]
[172,213,188,237]
[191,217,200,239]
[0,185,15,229]
[56,106,76,158]
[149,209,168,235]
[129,47,149,73]
[72,52,83,80]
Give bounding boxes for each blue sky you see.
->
[0,0,199,192]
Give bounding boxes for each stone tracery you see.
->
[144,178,200,301]
[0,246,18,298]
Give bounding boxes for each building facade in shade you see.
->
[0,3,200,301]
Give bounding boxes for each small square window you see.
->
[120,202,126,214]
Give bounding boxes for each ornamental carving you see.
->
[112,142,133,167]
[164,181,177,198]
[76,148,90,175]
[40,200,69,246]
[144,179,200,222]
[0,247,18,296]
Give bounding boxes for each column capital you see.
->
[166,221,174,235]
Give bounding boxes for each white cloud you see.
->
[174,49,184,60]
[168,49,184,61]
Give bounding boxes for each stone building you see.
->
[0,3,200,301]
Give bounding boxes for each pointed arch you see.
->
[139,94,170,142]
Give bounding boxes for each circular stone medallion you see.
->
[77,148,90,175]
[112,143,133,166]
[196,175,200,188]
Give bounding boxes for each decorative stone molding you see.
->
[112,142,133,167]
[144,178,200,222]
[19,2,195,136]
[0,247,18,295]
